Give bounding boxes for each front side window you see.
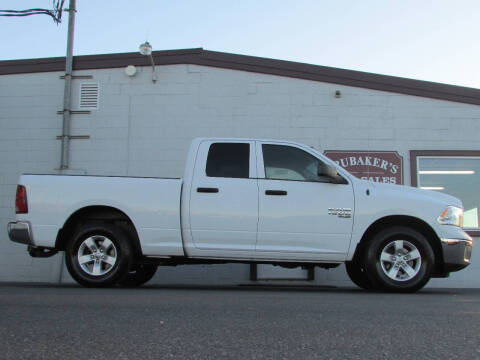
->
[262,144,328,182]
[415,154,480,229]
[206,143,250,178]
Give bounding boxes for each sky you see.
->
[1,0,479,88]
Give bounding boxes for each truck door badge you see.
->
[328,208,352,218]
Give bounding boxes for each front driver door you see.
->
[256,142,354,261]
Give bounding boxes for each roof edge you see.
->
[0,48,479,105]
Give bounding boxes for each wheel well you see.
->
[55,206,142,256]
[356,215,444,274]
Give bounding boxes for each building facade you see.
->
[1,49,479,287]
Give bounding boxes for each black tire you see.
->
[65,222,133,288]
[345,258,373,290]
[117,264,157,287]
[364,226,435,293]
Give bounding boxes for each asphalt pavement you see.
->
[0,284,479,360]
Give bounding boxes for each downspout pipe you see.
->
[60,0,76,170]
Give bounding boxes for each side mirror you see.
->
[318,163,344,184]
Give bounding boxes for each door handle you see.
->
[265,190,287,196]
[197,187,219,193]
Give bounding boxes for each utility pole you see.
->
[60,0,76,170]
[58,0,76,284]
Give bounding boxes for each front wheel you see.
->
[364,226,435,293]
[65,222,133,287]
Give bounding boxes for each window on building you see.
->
[206,143,250,178]
[262,144,330,182]
[412,151,480,230]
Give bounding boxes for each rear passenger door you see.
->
[189,140,258,252]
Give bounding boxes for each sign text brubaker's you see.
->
[324,151,404,185]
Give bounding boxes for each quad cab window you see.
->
[206,143,250,178]
[262,144,335,183]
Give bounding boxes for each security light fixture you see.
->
[139,41,157,83]
[139,41,152,56]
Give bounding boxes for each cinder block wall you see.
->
[1,64,479,287]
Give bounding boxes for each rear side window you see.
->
[206,143,250,178]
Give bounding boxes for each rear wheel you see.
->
[117,264,157,287]
[364,226,434,293]
[65,222,133,287]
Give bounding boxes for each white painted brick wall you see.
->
[1,64,479,287]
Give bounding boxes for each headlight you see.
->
[437,206,463,227]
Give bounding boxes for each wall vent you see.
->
[79,83,99,110]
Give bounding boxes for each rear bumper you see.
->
[441,236,473,272]
[7,221,34,246]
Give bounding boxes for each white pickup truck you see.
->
[8,138,473,292]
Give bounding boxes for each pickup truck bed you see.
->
[18,175,184,256]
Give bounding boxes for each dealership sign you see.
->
[324,151,404,185]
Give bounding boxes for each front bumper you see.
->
[7,221,34,246]
[441,236,473,272]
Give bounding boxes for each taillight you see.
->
[15,185,28,214]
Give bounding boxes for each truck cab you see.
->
[182,138,354,261]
